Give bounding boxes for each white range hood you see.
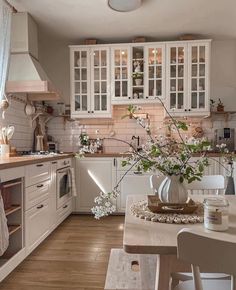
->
[6,12,60,101]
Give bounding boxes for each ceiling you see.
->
[9,0,236,42]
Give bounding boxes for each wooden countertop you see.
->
[0,153,74,170]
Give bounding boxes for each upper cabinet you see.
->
[110,44,165,104]
[166,40,210,116]
[70,40,211,118]
[70,47,111,118]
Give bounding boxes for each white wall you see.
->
[211,40,236,111]
[2,97,34,151]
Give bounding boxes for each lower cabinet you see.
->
[75,158,116,212]
[25,198,50,255]
[116,171,153,213]
[56,199,73,227]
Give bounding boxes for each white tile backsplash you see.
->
[0,98,34,151]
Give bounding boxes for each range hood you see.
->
[6,12,60,101]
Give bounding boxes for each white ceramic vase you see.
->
[158,175,188,203]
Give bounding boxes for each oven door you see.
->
[57,167,72,209]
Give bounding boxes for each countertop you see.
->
[0,151,230,170]
[0,153,74,170]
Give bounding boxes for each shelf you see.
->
[5,205,21,216]
[8,225,21,236]
[2,181,22,189]
[133,85,144,88]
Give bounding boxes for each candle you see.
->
[204,197,229,231]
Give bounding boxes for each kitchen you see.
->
[0,0,236,290]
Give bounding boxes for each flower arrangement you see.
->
[91,98,219,219]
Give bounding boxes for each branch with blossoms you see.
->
[76,99,235,219]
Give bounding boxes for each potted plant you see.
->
[217,98,224,112]
[132,72,143,86]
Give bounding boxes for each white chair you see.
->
[174,228,236,290]
[185,175,225,195]
[171,174,227,288]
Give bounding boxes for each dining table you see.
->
[123,195,236,290]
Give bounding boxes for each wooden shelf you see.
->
[5,205,21,216]
[8,225,21,236]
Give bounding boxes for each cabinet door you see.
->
[145,44,165,100]
[70,48,90,117]
[75,158,116,212]
[111,46,131,103]
[166,43,188,113]
[188,42,210,112]
[117,172,153,213]
[25,199,50,254]
[131,45,145,100]
[90,47,111,117]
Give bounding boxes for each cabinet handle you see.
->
[37,204,44,209]
[134,171,143,175]
[91,111,94,113]
[184,109,187,112]
[113,158,116,167]
[88,111,91,113]
[36,164,44,167]
[37,184,44,188]
[146,96,149,99]
[52,161,58,164]
[188,109,191,112]
[63,205,68,209]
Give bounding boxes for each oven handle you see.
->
[57,168,70,174]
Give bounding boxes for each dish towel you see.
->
[0,192,9,256]
[69,167,77,197]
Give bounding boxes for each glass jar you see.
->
[203,197,229,231]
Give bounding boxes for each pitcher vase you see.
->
[158,175,188,203]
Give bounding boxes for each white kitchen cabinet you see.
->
[25,161,50,187]
[111,46,131,103]
[111,43,165,104]
[70,46,111,118]
[116,171,153,213]
[25,198,50,254]
[75,158,116,212]
[166,40,211,116]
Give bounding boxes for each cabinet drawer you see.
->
[25,199,50,254]
[25,180,50,210]
[56,199,72,225]
[25,162,50,187]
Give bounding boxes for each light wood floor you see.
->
[0,215,124,290]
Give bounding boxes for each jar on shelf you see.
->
[203,196,229,231]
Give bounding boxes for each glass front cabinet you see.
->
[111,44,165,104]
[70,47,111,118]
[166,40,210,116]
[70,40,211,118]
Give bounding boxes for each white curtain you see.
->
[0,0,12,101]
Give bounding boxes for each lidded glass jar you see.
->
[203,197,229,231]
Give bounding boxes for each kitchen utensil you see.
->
[0,99,9,119]
[1,127,7,144]
[24,99,35,116]
[6,126,14,141]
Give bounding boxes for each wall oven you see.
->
[56,159,72,209]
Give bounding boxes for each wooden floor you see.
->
[0,215,124,290]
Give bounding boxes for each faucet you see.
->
[131,135,140,151]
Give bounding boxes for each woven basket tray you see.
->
[148,195,198,214]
